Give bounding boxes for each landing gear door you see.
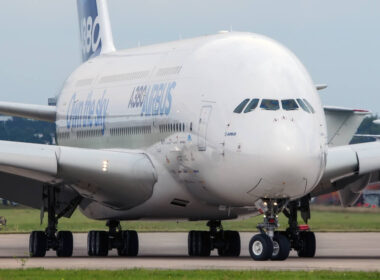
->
[198,105,212,151]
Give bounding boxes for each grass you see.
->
[0,269,379,280]
[1,206,380,233]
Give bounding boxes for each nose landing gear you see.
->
[249,199,291,261]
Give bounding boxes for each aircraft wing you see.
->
[0,140,157,212]
[312,142,380,206]
[0,101,56,122]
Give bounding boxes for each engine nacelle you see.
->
[57,147,157,210]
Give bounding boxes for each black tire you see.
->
[188,230,195,256]
[271,232,291,261]
[117,230,139,257]
[297,231,316,258]
[218,231,241,257]
[248,233,273,261]
[87,231,95,256]
[29,231,47,257]
[56,231,73,257]
[188,231,211,256]
[87,230,109,256]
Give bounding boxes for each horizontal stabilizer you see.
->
[315,84,328,91]
[324,106,370,147]
[0,101,56,122]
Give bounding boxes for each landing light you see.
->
[102,160,109,172]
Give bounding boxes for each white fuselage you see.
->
[55,32,328,221]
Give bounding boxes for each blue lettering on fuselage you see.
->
[128,81,176,116]
[66,91,109,134]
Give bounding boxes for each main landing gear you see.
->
[87,220,139,257]
[282,197,316,258]
[29,185,73,257]
[188,220,241,257]
[248,197,316,261]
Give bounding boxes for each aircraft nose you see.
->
[250,123,322,198]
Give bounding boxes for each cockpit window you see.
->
[260,99,280,110]
[303,99,315,113]
[281,99,299,111]
[233,99,250,113]
[244,99,259,113]
[296,99,311,113]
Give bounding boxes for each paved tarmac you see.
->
[0,232,380,271]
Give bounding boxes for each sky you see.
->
[0,0,379,114]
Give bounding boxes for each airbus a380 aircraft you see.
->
[0,0,379,261]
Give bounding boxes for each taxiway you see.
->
[0,232,379,271]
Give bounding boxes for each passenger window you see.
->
[260,99,280,110]
[296,99,311,113]
[303,99,315,113]
[233,99,250,113]
[281,99,299,111]
[244,99,259,113]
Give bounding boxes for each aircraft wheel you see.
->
[249,233,273,261]
[117,230,139,256]
[56,231,73,257]
[29,231,47,257]
[218,230,241,257]
[88,230,109,256]
[297,231,316,258]
[271,232,291,261]
[188,230,211,256]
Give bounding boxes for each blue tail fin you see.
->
[77,0,115,62]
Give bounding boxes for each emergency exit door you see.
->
[198,105,212,151]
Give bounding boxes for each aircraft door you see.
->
[198,105,212,151]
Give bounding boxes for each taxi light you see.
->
[102,160,109,172]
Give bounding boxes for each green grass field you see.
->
[1,206,380,233]
[0,269,379,280]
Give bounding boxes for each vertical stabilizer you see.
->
[77,0,115,62]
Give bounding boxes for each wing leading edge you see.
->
[313,142,380,206]
[0,141,157,210]
[0,101,56,122]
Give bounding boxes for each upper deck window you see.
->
[303,99,315,113]
[296,99,311,113]
[244,99,259,113]
[260,99,280,111]
[281,99,299,111]
[233,99,250,113]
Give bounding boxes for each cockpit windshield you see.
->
[233,98,315,114]
[260,99,280,111]
[233,99,250,113]
[281,99,299,111]
[244,99,259,113]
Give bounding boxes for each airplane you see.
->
[0,0,379,261]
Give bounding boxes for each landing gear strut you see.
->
[87,220,139,257]
[29,184,73,257]
[188,220,240,257]
[249,199,291,261]
[282,196,316,258]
